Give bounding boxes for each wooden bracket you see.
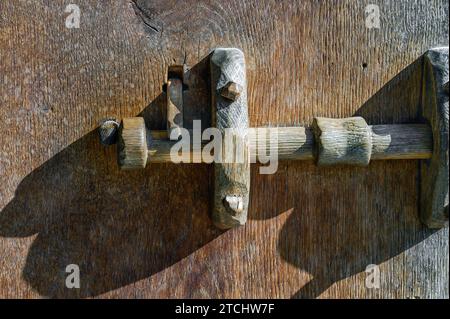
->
[420,47,449,229]
[210,48,250,229]
[101,46,449,230]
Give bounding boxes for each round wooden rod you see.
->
[145,124,432,163]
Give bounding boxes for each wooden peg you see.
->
[221,82,243,101]
[99,118,119,146]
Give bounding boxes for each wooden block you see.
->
[210,48,250,229]
[313,117,372,166]
[420,47,449,229]
[117,117,148,170]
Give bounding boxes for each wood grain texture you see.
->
[0,0,448,298]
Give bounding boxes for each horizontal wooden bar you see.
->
[146,124,432,163]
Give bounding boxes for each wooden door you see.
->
[0,0,448,298]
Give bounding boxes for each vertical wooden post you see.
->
[420,47,449,228]
[167,66,185,141]
[210,48,250,229]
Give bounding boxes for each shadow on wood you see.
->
[0,56,219,298]
[0,127,222,298]
[271,56,441,298]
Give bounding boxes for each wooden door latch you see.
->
[99,47,449,230]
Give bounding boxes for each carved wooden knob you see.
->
[117,117,148,170]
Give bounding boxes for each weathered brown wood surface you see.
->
[0,0,448,298]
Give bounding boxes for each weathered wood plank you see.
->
[0,0,448,298]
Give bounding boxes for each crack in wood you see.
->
[131,0,160,33]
